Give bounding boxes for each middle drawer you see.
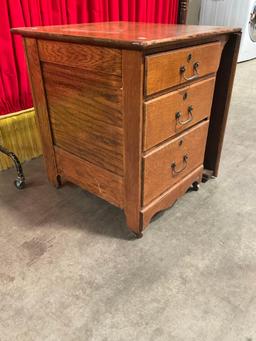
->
[144,77,215,150]
[143,120,209,206]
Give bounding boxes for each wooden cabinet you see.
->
[12,22,241,237]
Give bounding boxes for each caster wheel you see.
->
[55,182,62,189]
[202,174,209,183]
[55,175,62,189]
[192,181,200,191]
[134,232,143,239]
[14,178,25,190]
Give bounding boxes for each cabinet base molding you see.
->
[141,166,203,230]
[55,147,124,208]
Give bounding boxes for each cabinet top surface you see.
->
[12,21,241,49]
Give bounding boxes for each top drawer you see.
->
[145,42,222,96]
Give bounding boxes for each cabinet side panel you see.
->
[42,62,124,176]
[23,37,58,186]
[204,33,241,176]
[123,50,144,234]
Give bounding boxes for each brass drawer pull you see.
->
[171,154,189,175]
[180,62,199,81]
[176,105,193,126]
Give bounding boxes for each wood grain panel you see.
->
[146,42,222,95]
[12,23,241,51]
[205,33,241,176]
[42,63,124,176]
[55,147,124,208]
[38,40,121,76]
[23,38,59,186]
[123,50,144,235]
[144,77,216,150]
[143,120,209,206]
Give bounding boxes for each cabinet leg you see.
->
[55,175,62,189]
[47,173,62,189]
[124,210,143,238]
[133,231,143,239]
[202,173,210,183]
[192,181,200,191]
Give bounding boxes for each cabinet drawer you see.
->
[144,77,215,150]
[146,42,222,95]
[143,120,209,206]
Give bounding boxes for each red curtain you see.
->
[0,0,179,116]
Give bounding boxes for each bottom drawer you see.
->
[143,120,209,206]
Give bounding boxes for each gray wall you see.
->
[187,0,202,25]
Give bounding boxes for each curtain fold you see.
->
[0,0,179,116]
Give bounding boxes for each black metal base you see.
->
[55,174,62,189]
[134,232,143,239]
[192,181,200,191]
[202,173,210,183]
[0,145,25,189]
[202,171,215,183]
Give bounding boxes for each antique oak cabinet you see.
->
[12,22,241,237]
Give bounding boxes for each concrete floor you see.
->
[0,59,256,341]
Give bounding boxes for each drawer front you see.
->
[143,120,209,206]
[146,42,222,95]
[38,40,122,76]
[144,77,215,150]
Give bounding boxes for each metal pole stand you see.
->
[0,145,25,189]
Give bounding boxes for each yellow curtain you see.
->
[0,108,42,171]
